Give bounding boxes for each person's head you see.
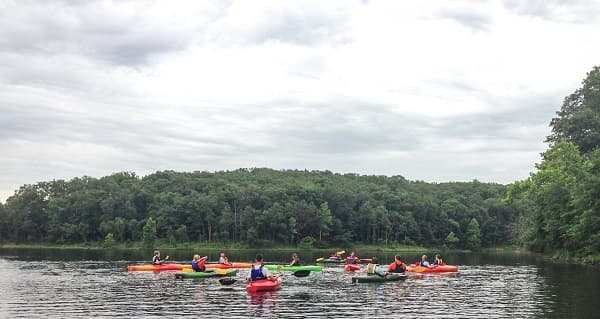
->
[154,250,160,256]
[255,254,263,263]
[395,255,402,262]
[371,257,378,264]
[350,252,355,257]
[422,255,428,261]
[435,254,441,260]
[220,252,225,257]
[193,254,200,261]
[292,253,298,259]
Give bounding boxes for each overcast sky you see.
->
[1,0,599,202]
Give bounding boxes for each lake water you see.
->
[0,248,597,318]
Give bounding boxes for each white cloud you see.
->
[1,0,600,201]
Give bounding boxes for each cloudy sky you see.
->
[1,0,599,201]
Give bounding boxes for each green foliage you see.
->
[466,218,481,250]
[1,169,516,249]
[103,233,116,247]
[445,231,459,248]
[299,236,316,248]
[547,66,600,154]
[142,218,157,248]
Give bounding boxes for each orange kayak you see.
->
[344,264,360,271]
[246,277,282,293]
[407,265,458,273]
[205,263,253,269]
[127,264,187,271]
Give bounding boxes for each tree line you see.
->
[506,66,600,261]
[0,168,514,250]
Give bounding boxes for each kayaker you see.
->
[152,250,169,265]
[388,255,407,273]
[246,254,272,282]
[365,257,387,277]
[191,254,207,272]
[345,252,360,265]
[432,254,444,266]
[288,253,301,267]
[329,252,342,260]
[419,255,430,267]
[218,251,231,265]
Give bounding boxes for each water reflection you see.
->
[0,250,598,318]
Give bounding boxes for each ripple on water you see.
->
[0,259,568,318]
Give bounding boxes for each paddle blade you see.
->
[337,250,346,255]
[316,258,324,262]
[293,270,311,277]
[219,278,237,285]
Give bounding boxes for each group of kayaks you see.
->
[127,259,458,292]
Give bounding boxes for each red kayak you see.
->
[127,264,187,271]
[407,265,458,273]
[344,264,360,271]
[246,277,283,293]
[205,262,253,269]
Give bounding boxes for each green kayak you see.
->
[351,274,407,283]
[175,269,237,279]
[264,265,323,272]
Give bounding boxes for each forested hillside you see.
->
[0,169,516,249]
[507,66,600,261]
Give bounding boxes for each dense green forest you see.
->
[507,66,600,261]
[0,169,515,250]
[0,67,598,262]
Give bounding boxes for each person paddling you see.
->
[419,255,430,267]
[218,251,231,265]
[388,255,407,273]
[345,252,360,265]
[191,254,207,272]
[152,250,169,265]
[246,254,272,283]
[288,253,301,267]
[365,257,387,277]
[432,254,444,266]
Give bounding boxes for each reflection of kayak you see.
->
[352,274,407,283]
[407,265,458,273]
[246,277,283,292]
[205,263,253,269]
[175,269,237,279]
[345,264,360,271]
[264,265,322,272]
[127,264,186,271]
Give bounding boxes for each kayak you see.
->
[127,264,187,271]
[345,264,360,271]
[246,277,283,293]
[205,263,253,269]
[175,269,237,279]
[407,265,458,273]
[352,274,407,283]
[264,265,322,272]
[317,258,344,264]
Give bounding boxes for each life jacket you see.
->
[250,264,265,280]
[192,259,206,272]
[366,263,379,274]
[389,261,406,273]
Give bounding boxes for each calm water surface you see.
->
[0,249,597,318]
